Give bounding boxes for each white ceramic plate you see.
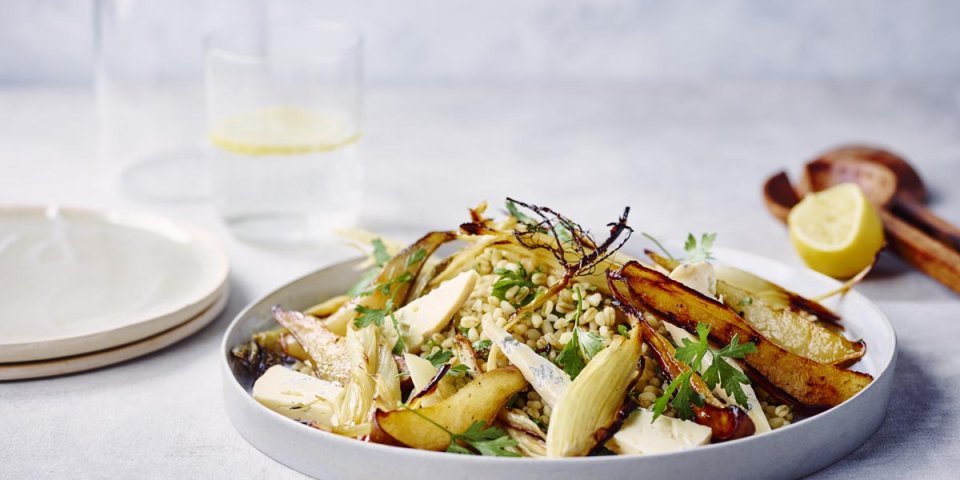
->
[221,247,896,480]
[0,289,228,381]
[0,205,229,362]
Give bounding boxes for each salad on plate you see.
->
[230,199,872,458]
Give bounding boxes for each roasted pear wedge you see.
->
[647,250,840,322]
[272,307,350,385]
[325,231,459,336]
[304,295,351,318]
[546,329,642,457]
[375,367,527,451]
[609,262,873,410]
[646,252,864,367]
[638,320,756,440]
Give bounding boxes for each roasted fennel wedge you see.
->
[545,328,642,457]
[375,367,527,451]
[610,262,873,410]
[272,307,350,385]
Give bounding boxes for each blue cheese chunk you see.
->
[608,408,712,454]
[482,317,570,409]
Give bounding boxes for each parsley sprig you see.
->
[491,265,537,307]
[472,339,492,353]
[346,238,392,296]
[423,349,469,377]
[651,322,757,421]
[555,287,604,379]
[674,323,712,370]
[702,334,756,407]
[351,245,428,356]
[424,349,453,367]
[354,300,393,329]
[402,406,519,457]
[653,370,703,421]
[641,232,717,265]
[683,233,717,264]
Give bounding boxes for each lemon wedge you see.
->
[787,183,885,278]
[209,106,359,156]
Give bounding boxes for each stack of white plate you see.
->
[0,206,229,380]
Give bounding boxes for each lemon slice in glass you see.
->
[209,106,359,156]
[787,183,885,278]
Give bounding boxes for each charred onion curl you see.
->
[506,198,633,278]
[502,198,633,329]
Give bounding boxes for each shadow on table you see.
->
[808,346,953,478]
[857,252,957,302]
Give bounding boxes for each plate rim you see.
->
[0,288,229,381]
[220,246,897,469]
[0,204,230,362]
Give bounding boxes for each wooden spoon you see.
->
[778,150,960,294]
[807,145,960,251]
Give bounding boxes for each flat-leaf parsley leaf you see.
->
[555,287,604,379]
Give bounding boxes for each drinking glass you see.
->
[96,0,261,201]
[205,21,363,244]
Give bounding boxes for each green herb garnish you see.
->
[555,287,604,379]
[405,248,426,268]
[390,312,406,355]
[372,238,392,266]
[653,370,703,421]
[683,233,717,264]
[674,322,711,371]
[651,322,757,421]
[353,297,407,355]
[447,421,519,457]
[641,232,717,265]
[491,265,537,307]
[346,238,392,296]
[702,333,757,407]
[401,406,519,457]
[424,349,453,368]
[353,300,393,328]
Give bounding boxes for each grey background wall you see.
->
[3,0,960,86]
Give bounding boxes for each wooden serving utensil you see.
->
[806,145,960,251]
[762,145,960,294]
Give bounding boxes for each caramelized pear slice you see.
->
[609,262,872,410]
[647,251,864,367]
[375,367,527,451]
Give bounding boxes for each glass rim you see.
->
[205,19,362,61]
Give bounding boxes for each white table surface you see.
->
[1,84,959,479]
